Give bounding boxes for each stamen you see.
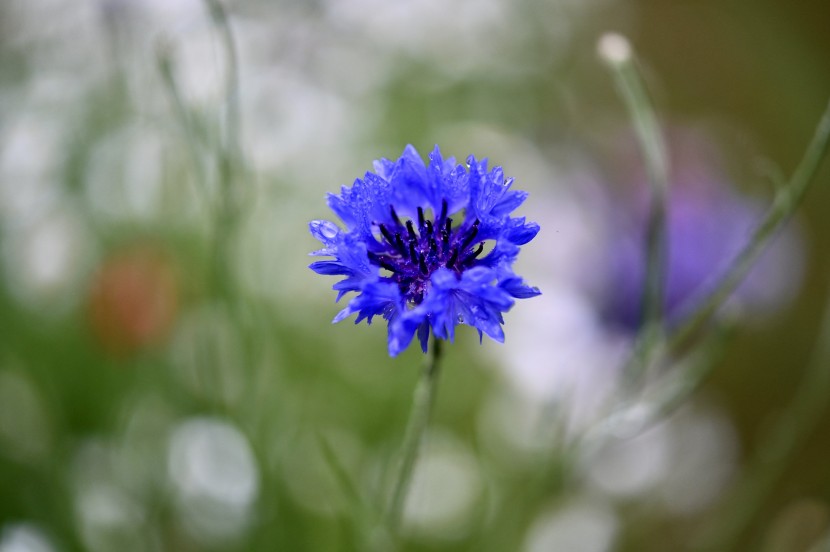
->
[379,224,396,247]
[367,252,398,273]
[390,206,402,227]
[447,247,459,268]
[429,236,438,253]
[372,204,481,282]
[459,219,480,250]
[463,243,484,263]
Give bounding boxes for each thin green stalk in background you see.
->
[598,33,670,331]
[316,432,379,545]
[669,97,830,351]
[202,0,245,298]
[160,0,246,298]
[158,0,256,405]
[695,277,830,551]
[156,40,211,208]
[598,33,669,383]
[646,315,735,424]
[598,33,670,385]
[557,33,672,453]
[578,315,735,461]
[204,0,243,192]
[385,339,444,534]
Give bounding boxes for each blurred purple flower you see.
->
[600,130,804,332]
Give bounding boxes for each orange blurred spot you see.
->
[88,245,179,356]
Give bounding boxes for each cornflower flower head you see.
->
[309,145,541,356]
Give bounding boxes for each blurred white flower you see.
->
[71,440,154,552]
[1,209,96,317]
[581,415,672,498]
[0,524,56,552]
[523,498,618,552]
[75,482,148,552]
[0,115,64,225]
[167,417,259,543]
[656,405,738,515]
[324,0,510,75]
[402,431,486,541]
[491,171,628,435]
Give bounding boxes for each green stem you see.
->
[612,57,669,334]
[202,0,244,298]
[385,339,444,533]
[647,316,734,422]
[204,0,242,175]
[695,279,830,551]
[155,40,211,208]
[600,34,670,383]
[670,98,830,350]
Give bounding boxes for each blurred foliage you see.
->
[0,1,829,551]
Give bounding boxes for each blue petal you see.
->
[421,267,514,345]
[478,240,520,269]
[503,218,540,245]
[417,321,431,353]
[426,145,465,212]
[309,261,353,276]
[372,157,396,179]
[387,308,428,356]
[491,190,528,218]
[333,279,402,326]
[326,184,360,230]
[333,276,364,301]
[500,276,542,299]
[387,150,430,215]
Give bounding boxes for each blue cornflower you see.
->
[309,145,541,356]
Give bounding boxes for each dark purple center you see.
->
[368,199,484,304]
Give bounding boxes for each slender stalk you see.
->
[204,0,242,178]
[599,33,670,383]
[385,339,444,533]
[646,315,734,422]
[669,97,830,350]
[202,0,245,298]
[695,279,830,551]
[155,40,211,208]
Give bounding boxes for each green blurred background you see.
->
[1,0,829,551]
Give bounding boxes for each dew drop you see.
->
[312,220,339,240]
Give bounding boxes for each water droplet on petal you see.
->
[312,220,339,240]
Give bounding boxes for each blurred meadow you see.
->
[1,0,830,551]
